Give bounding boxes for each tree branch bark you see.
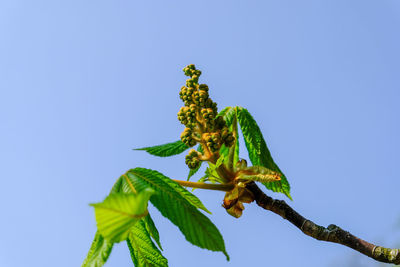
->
[245,182,400,265]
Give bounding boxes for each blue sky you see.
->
[1,1,400,267]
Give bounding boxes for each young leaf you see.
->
[127,220,168,267]
[90,189,154,243]
[187,145,203,181]
[237,107,292,200]
[231,127,240,168]
[124,168,211,214]
[81,232,113,267]
[112,174,167,266]
[215,154,225,168]
[81,177,124,267]
[122,172,163,249]
[143,213,163,250]
[219,144,229,164]
[197,164,225,184]
[109,176,123,194]
[135,140,189,157]
[219,107,239,170]
[126,168,229,260]
[237,166,282,183]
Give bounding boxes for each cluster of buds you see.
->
[200,108,215,124]
[180,128,196,147]
[185,149,201,169]
[178,64,235,169]
[221,127,235,147]
[177,105,196,128]
[203,132,221,152]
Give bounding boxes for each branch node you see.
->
[327,224,338,231]
[300,220,308,231]
[247,183,400,265]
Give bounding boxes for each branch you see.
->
[245,182,400,265]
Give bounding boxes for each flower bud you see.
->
[191,75,199,84]
[199,84,209,91]
[185,148,201,169]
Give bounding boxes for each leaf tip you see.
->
[203,208,212,215]
[224,251,230,261]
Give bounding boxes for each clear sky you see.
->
[1,1,400,267]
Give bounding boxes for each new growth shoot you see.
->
[175,64,281,218]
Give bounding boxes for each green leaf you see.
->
[217,106,232,118]
[108,175,166,266]
[119,174,164,249]
[135,140,189,157]
[219,107,239,170]
[219,144,229,164]
[81,177,125,267]
[237,107,292,200]
[126,168,229,260]
[109,177,123,194]
[81,232,113,267]
[237,166,282,183]
[127,220,168,267]
[128,168,212,214]
[119,174,138,194]
[187,145,204,181]
[90,189,154,243]
[143,213,162,250]
[232,130,240,168]
[215,154,225,168]
[197,164,225,184]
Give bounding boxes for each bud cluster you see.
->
[200,108,215,124]
[178,64,235,169]
[221,127,235,147]
[177,105,196,128]
[185,149,201,169]
[203,132,221,152]
[183,64,202,78]
[180,127,196,147]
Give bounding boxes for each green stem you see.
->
[216,163,234,183]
